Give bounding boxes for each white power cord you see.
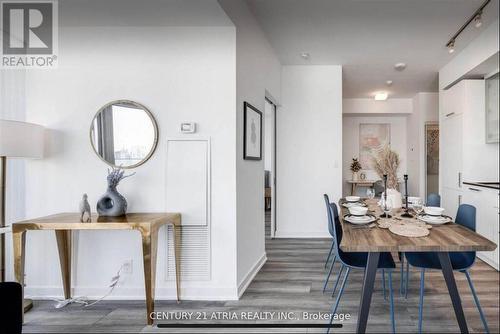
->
[52,264,124,309]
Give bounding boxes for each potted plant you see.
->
[371,146,402,209]
[350,158,362,181]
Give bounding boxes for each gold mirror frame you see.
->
[90,100,159,169]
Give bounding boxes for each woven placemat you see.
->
[389,224,430,237]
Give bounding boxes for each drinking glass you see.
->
[413,198,423,217]
[366,188,375,200]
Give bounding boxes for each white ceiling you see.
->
[246,0,499,98]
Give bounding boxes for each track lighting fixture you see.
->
[445,0,490,54]
[447,40,455,54]
[474,12,483,28]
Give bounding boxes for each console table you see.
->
[346,180,376,196]
[12,212,181,325]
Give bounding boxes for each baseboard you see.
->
[274,230,331,238]
[24,285,239,301]
[237,253,267,298]
[477,253,499,271]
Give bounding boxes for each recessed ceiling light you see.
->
[394,63,406,71]
[300,52,310,60]
[374,92,388,101]
[386,80,393,86]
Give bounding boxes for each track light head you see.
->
[447,40,455,54]
[474,12,483,28]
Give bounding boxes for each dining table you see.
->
[338,198,497,334]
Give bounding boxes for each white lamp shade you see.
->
[0,120,45,158]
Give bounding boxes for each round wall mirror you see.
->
[90,100,158,169]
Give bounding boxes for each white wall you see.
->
[342,115,408,196]
[17,0,240,300]
[407,93,439,199]
[218,0,282,291]
[277,66,342,238]
[343,98,412,115]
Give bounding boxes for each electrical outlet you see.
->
[123,259,133,274]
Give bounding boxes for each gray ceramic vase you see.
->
[96,168,135,217]
[97,186,127,216]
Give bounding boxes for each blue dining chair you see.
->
[325,199,396,333]
[427,193,441,207]
[401,193,441,297]
[404,204,489,333]
[323,194,339,293]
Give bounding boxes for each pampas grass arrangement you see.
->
[371,146,400,190]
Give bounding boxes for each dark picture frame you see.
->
[243,102,263,160]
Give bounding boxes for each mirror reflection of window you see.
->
[90,101,158,168]
[111,105,155,166]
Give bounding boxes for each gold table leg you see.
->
[173,225,181,302]
[141,227,158,326]
[12,230,26,320]
[55,230,72,300]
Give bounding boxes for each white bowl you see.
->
[345,196,360,202]
[348,206,368,216]
[423,206,445,216]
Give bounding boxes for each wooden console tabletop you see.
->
[12,212,181,325]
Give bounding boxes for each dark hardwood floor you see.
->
[22,212,499,333]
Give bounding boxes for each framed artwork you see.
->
[425,123,439,175]
[359,123,391,169]
[243,102,262,160]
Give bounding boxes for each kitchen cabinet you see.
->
[441,81,465,118]
[463,186,499,270]
[440,79,499,270]
[440,112,463,191]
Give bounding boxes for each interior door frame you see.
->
[265,98,277,238]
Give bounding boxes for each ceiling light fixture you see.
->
[374,92,388,101]
[394,63,406,71]
[386,80,393,86]
[474,12,483,28]
[447,40,455,54]
[300,52,310,60]
[445,0,490,54]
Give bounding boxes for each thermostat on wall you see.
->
[180,122,196,133]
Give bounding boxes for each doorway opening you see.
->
[264,98,277,239]
[425,122,439,198]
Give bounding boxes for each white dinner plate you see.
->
[344,214,377,225]
[342,202,367,208]
[417,214,452,225]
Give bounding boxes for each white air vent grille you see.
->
[166,225,210,281]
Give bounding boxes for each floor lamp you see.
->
[0,119,45,312]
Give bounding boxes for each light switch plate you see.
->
[181,122,196,133]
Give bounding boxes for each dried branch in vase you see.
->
[371,146,400,190]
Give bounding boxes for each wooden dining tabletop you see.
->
[337,197,497,334]
[339,198,497,253]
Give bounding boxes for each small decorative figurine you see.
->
[96,167,135,217]
[79,193,92,222]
